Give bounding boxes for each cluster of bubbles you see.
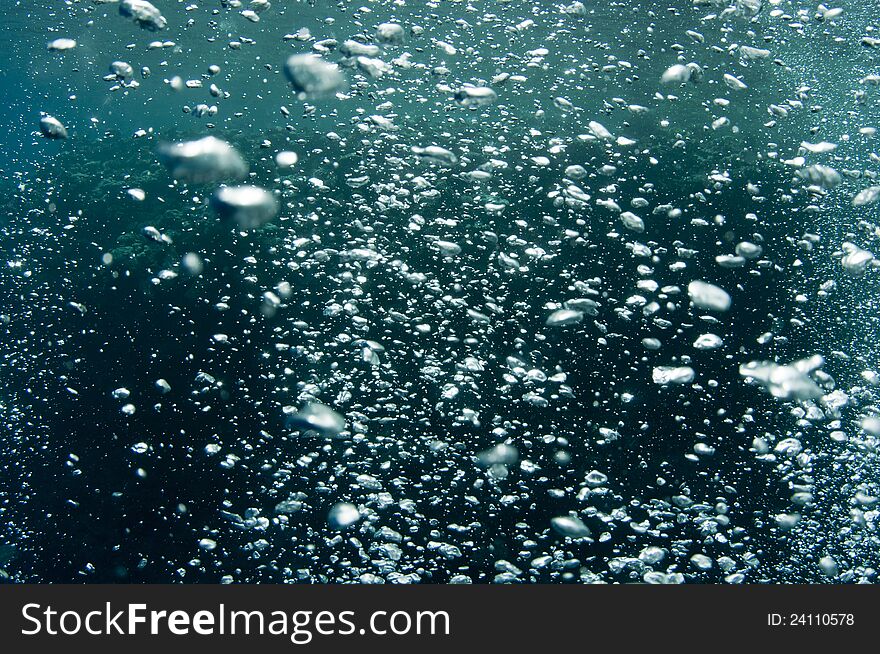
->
[1,0,879,584]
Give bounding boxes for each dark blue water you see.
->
[1,0,879,584]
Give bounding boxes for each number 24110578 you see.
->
[767,613,854,626]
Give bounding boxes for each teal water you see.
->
[1,0,879,583]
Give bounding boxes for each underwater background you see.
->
[1,0,879,583]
